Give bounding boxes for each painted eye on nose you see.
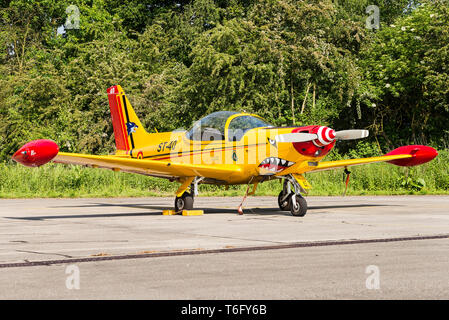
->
[268,138,277,147]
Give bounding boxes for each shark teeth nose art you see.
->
[258,157,295,174]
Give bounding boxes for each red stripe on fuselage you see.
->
[149,144,252,161]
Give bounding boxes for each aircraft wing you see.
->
[298,145,438,173]
[301,154,412,173]
[54,152,242,180]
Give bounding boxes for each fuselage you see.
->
[115,112,336,184]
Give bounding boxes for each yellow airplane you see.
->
[12,85,438,216]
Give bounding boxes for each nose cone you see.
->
[316,126,336,146]
[291,125,336,157]
[12,139,59,167]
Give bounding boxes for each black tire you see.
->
[278,191,293,211]
[289,194,307,217]
[174,192,194,212]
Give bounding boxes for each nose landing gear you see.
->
[289,193,307,217]
[278,190,293,211]
[278,176,308,217]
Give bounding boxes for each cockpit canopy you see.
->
[186,111,272,142]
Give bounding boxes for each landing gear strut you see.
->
[278,176,308,217]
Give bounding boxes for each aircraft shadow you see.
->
[5,203,395,221]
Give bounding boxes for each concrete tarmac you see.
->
[0,195,448,299]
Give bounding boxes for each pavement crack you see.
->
[15,250,73,259]
[341,220,375,227]
[179,232,285,245]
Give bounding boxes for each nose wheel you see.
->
[279,176,308,217]
[289,194,307,217]
[278,191,293,211]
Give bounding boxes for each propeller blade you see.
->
[335,130,369,140]
[275,133,318,143]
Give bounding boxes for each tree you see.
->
[359,0,449,147]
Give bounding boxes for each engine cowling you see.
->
[291,126,336,157]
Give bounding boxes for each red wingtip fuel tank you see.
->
[385,145,438,166]
[12,139,59,167]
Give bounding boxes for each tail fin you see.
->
[107,85,150,152]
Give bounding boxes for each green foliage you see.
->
[347,140,382,158]
[358,0,449,147]
[0,0,448,196]
[398,174,426,191]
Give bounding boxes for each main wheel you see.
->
[278,191,293,211]
[289,194,307,217]
[174,192,194,212]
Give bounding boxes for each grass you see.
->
[0,150,447,198]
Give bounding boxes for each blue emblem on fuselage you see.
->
[126,122,138,136]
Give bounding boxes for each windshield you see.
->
[228,115,272,141]
[186,111,237,141]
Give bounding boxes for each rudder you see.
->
[107,85,149,152]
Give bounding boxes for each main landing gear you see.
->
[278,176,308,217]
[174,191,194,212]
[174,177,203,212]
